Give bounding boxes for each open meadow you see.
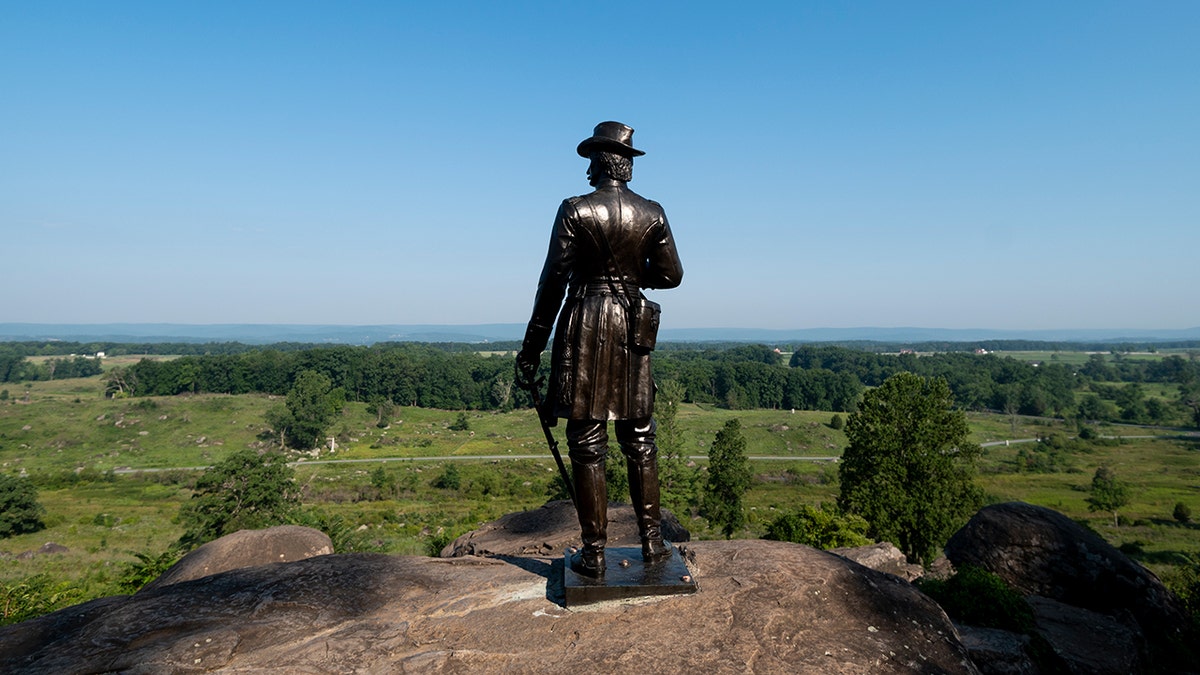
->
[2,371,1198,623]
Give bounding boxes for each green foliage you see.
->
[0,474,46,538]
[702,419,752,538]
[367,396,395,428]
[838,372,983,565]
[1086,466,1131,527]
[0,389,8,401]
[178,449,300,546]
[829,413,845,430]
[605,446,630,503]
[763,503,870,549]
[432,464,462,490]
[291,509,387,554]
[656,380,700,513]
[1161,559,1200,633]
[287,370,344,449]
[1,574,83,626]
[917,565,1034,633]
[116,548,184,593]
[1175,501,1192,524]
[449,412,470,432]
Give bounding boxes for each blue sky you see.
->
[3,1,1197,331]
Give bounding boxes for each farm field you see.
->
[2,373,1198,624]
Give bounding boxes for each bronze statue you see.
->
[518,121,684,578]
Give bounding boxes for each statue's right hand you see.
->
[516,349,540,387]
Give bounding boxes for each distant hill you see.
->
[2,323,1199,345]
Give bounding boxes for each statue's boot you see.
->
[570,458,607,577]
[628,458,672,564]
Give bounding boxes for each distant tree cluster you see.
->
[0,347,102,383]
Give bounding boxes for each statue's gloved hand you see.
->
[515,349,540,388]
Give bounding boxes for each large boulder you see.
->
[141,525,333,592]
[944,501,1195,671]
[440,499,690,558]
[0,540,979,674]
[1025,596,1145,675]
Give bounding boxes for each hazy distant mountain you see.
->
[2,323,1199,345]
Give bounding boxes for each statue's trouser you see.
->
[567,417,668,572]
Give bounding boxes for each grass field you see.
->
[2,372,1198,623]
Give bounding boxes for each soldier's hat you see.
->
[577,121,645,158]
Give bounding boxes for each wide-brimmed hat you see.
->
[577,121,645,158]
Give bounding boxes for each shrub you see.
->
[117,548,184,593]
[917,565,1034,633]
[432,464,462,491]
[0,474,45,538]
[1175,502,1192,524]
[763,503,869,549]
[449,412,470,432]
[829,414,845,430]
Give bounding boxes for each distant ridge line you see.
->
[2,323,1199,345]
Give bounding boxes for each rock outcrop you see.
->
[945,501,1197,673]
[141,525,333,592]
[440,499,690,558]
[0,540,978,674]
[830,541,925,582]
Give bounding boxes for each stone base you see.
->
[563,545,697,606]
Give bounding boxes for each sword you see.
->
[518,374,576,509]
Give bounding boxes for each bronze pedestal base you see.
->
[562,545,697,606]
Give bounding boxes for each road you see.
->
[110,432,1196,474]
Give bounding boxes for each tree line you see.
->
[102,343,864,414]
[0,349,102,383]
[6,337,1198,425]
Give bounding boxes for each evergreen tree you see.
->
[0,475,45,538]
[838,372,983,565]
[656,380,699,512]
[702,419,752,538]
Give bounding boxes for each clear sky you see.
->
[3,1,1197,331]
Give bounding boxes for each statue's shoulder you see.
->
[623,187,662,210]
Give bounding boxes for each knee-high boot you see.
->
[571,458,607,577]
[627,459,671,563]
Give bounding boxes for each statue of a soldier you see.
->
[518,122,683,578]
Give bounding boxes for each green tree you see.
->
[1086,466,1130,527]
[656,380,699,513]
[178,449,300,545]
[838,372,983,565]
[1181,381,1200,428]
[702,419,752,538]
[269,370,344,449]
[367,396,395,429]
[0,475,45,538]
[763,503,870,549]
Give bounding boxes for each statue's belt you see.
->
[571,279,640,298]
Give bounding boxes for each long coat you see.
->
[522,178,683,421]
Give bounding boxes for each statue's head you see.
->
[579,121,641,185]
